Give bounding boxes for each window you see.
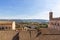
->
[51,22,54,25]
[57,23,59,26]
[6,27,7,29]
[2,27,4,30]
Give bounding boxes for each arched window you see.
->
[2,27,4,30]
[55,23,56,25]
[51,22,53,25]
[51,22,54,25]
[6,27,7,29]
[57,23,59,26]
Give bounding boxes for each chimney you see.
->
[49,11,53,20]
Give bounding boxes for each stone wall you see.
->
[19,29,60,40]
[48,20,60,31]
[0,29,60,40]
[0,30,19,40]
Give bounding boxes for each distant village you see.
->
[0,19,48,31]
[0,12,60,30]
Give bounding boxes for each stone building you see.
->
[48,11,60,30]
[0,21,16,30]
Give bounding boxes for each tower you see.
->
[12,21,16,30]
[48,11,53,28]
[49,11,53,20]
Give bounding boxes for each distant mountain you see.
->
[0,19,48,23]
[21,19,48,23]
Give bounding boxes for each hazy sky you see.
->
[0,0,60,20]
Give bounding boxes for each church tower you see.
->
[49,11,53,20]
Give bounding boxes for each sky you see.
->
[0,0,60,20]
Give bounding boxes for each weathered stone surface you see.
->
[0,30,18,40]
[0,29,60,40]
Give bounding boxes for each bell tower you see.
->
[49,11,53,20]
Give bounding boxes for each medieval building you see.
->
[0,21,16,30]
[48,11,60,30]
